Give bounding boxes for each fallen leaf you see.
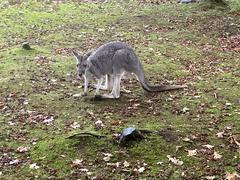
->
[187,149,197,157]
[138,167,145,173]
[17,146,30,153]
[9,159,20,165]
[86,172,92,176]
[23,99,29,105]
[70,122,80,129]
[43,116,54,124]
[79,168,88,172]
[226,126,232,130]
[8,121,15,126]
[157,161,164,165]
[72,94,81,98]
[167,155,183,166]
[213,151,222,160]
[182,107,190,113]
[228,135,240,148]
[103,153,112,162]
[205,176,216,180]
[216,131,224,138]
[95,120,104,127]
[103,156,111,162]
[123,161,130,167]
[72,159,83,166]
[202,144,214,149]
[225,102,232,106]
[98,28,105,32]
[183,137,192,142]
[29,163,40,169]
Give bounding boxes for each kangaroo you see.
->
[73,41,185,99]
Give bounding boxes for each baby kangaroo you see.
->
[73,41,185,99]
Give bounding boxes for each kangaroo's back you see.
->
[89,41,130,60]
[87,42,136,76]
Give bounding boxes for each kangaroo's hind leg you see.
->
[101,74,122,99]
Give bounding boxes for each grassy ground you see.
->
[0,0,239,179]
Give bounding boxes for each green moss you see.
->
[31,136,77,175]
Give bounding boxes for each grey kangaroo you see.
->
[73,41,185,99]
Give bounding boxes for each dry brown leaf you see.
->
[225,172,240,180]
[228,135,240,148]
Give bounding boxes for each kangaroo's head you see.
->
[72,50,90,78]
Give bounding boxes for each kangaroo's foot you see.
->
[90,94,119,101]
[101,93,120,99]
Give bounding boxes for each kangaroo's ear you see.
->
[72,50,83,63]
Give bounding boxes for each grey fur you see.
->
[73,41,186,99]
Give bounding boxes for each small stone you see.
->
[22,42,32,50]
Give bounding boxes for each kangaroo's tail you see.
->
[136,64,186,92]
[140,79,185,92]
